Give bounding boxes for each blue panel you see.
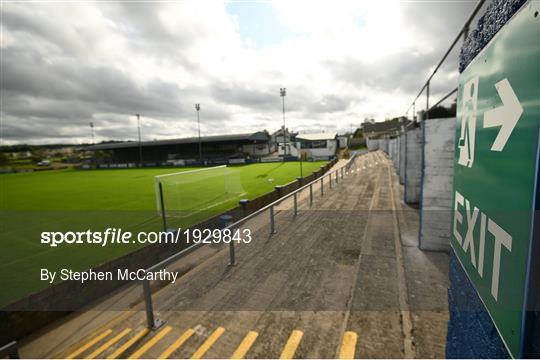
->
[459,0,527,73]
[446,251,510,358]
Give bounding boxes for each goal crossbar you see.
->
[155,165,226,180]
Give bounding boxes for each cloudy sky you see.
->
[1,1,480,145]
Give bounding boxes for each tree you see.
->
[426,101,456,119]
[353,128,364,138]
[0,152,8,165]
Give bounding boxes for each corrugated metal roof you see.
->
[85,131,269,151]
[296,133,337,141]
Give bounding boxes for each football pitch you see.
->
[0,161,327,306]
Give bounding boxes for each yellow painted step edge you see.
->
[191,327,225,359]
[107,328,150,360]
[67,329,112,359]
[339,331,358,359]
[231,331,258,359]
[159,329,195,359]
[279,330,303,359]
[129,326,172,359]
[86,328,132,359]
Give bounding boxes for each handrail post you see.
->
[143,278,164,329]
[220,215,235,266]
[336,170,339,184]
[270,205,276,234]
[309,183,313,206]
[229,239,236,266]
[341,167,344,179]
[329,172,332,188]
[293,193,298,217]
[239,199,249,218]
[321,177,324,196]
[463,24,470,41]
[295,177,302,216]
[143,279,154,328]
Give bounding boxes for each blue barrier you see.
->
[446,251,510,358]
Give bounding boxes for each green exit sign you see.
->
[451,2,540,358]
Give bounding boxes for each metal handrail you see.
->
[141,156,360,329]
[148,165,340,273]
[429,87,458,112]
[345,152,359,170]
[0,341,19,359]
[404,0,486,119]
[224,163,349,232]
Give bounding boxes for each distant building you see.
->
[85,131,271,165]
[296,133,338,160]
[271,127,297,157]
[362,117,410,139]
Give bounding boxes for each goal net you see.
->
[155,165,245,221]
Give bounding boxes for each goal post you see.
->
[155,165,245,224]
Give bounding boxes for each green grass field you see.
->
[0,161,326,305]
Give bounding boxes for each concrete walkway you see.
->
[20,151,449,359]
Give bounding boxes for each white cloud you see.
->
[0,0,475,144]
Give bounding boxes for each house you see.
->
[296,133,338,160]
[362,117,411,139]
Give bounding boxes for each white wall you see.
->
[404,128,422,204]
[381,138,389,154]
[389,138,398,165]
[367,138,380,151]
[399,131,406,184]
[277,143,298,157]
[419,118,456,252]
[307,139,337,158]
[395,137,401,174]
[382,119,455,251]
[367,138,392,154]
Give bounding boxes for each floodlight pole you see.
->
[195,104,202,164]
[89,122,95,168]
[425,81,430,121]
[89,122,95,145]
[136,114,143,167]
[280,88,286,160]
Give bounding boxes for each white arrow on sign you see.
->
[483,78,523,151]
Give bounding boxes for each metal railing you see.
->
[345,151,360,171]
[141,156,360,329]
[404,0,486,120]
[0,341,19,359]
